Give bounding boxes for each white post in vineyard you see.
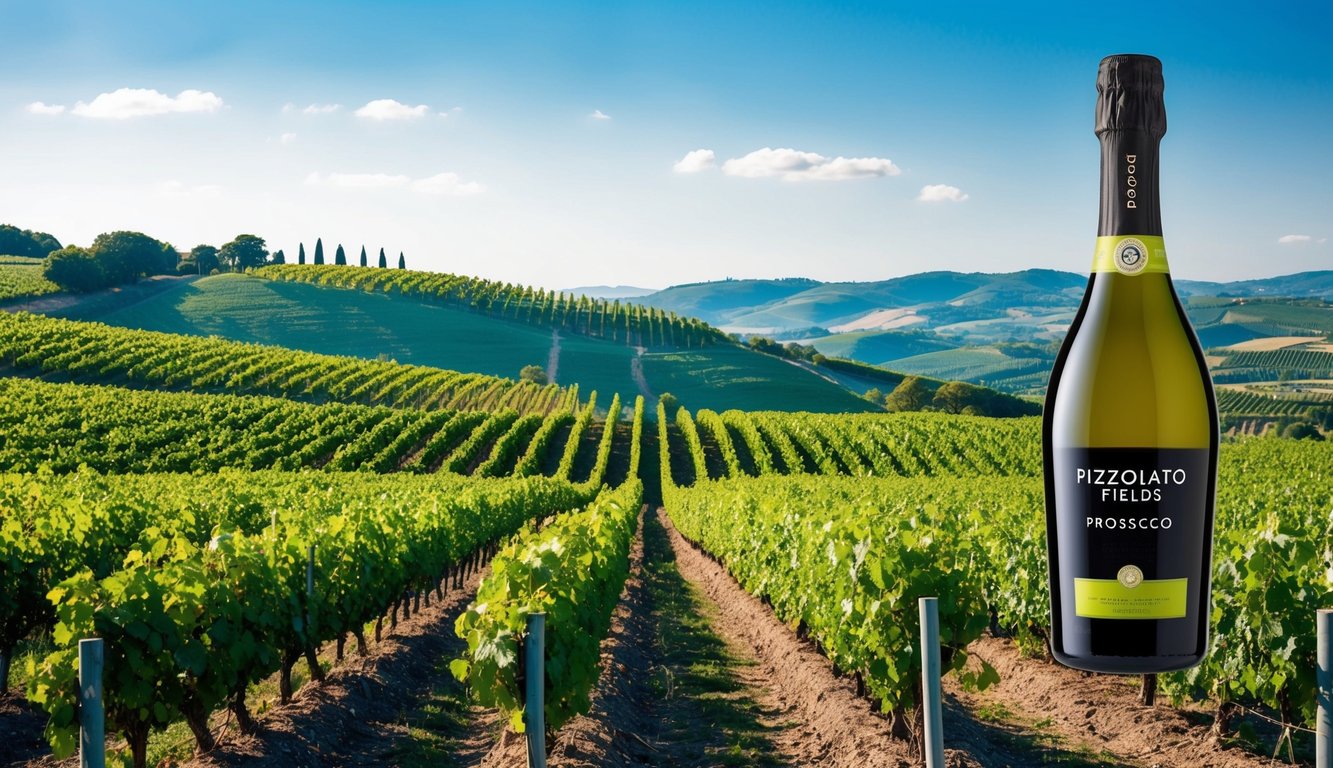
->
[1317,608,1331,768]
[919,597,944,768]
[79,638,105,768]
[525,612,547,768]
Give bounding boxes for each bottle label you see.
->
[1052,447,1211,621]
[1092,235,1170,275]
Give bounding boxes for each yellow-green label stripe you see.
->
[1074,576,1188,619]
[1092,235,1171,274]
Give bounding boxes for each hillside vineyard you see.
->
[2,291,1329,768]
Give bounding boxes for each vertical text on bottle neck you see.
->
[1098,131,1163,238]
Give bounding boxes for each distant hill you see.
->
[642,269,1333,335]
[1177,271,1333,299]
[635,269,1333,398]
[560,284,658,299]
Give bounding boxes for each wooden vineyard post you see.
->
[1318,608,1331,768]
[525,612,547,768]
[919,597,944,768]
[79,638,105,768]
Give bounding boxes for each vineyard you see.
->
[0,264,59,303]
[258,265,729,349]
[660,405,1333,741]
[2,294,1331,768]
[0,312,572,415]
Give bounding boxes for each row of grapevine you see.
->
[453,480,644,732]
[668,409,1042,483]
[662,417,1333,734]
[662,462,995,723]
[0,312,573,415]
[0,378,583,478]
[258,264,729,349]
[9,471,600,767]
[0,263,59,302]
[1220,349,1333,373]
[583,392,622,486]
[1215,387,1333,417]
[555,393,599,479]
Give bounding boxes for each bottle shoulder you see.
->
[1047,273,1216,449]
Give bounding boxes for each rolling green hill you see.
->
[642,269,1332,336]
[804,329,958,366]
[56,272,875,415]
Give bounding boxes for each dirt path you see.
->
[187,560,503,768]
[629,346,654,400]
[945,636,1300,768]
[508,506,800,767]
[657,509,933,767]
[547,328,561,384]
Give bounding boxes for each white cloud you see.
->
[1278,234,1312,244]
[720,147,900,181]
[355,99,430,121]
[26,101,66,115]
[918,184,969,203]
[589,109,612,120]
[284,103,341,115]
[307,170,482,196]
[70,88,223,119]
[412,172,484,196]
[673,149,717,174]
[280,132,298,145]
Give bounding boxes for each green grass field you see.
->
[887,346,1036,382]
[84,273,871,414]
[640,346,880,413]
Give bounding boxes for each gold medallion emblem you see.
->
[1117,564,1144,589]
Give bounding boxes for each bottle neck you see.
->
[1098,131,1162,237]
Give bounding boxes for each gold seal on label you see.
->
[1117,564,1144,589]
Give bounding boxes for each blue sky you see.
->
[1,1,1329,289]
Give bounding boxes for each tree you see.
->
[90,231,176,283]
[747,335,783,357]
[189,245,220,275]
[885,376,932,413]
[270,249,286,265]
[378,248,387,268]
[313,238,324,265]
[519,364,548,384]
[43,246,107,293]
[298,243,306,265]
[1281,422,1324,441]
[359,246,367,267]
[658,392,680,413]
[0,224,61,258]
[863,387,883,404]
[931,380,990,414]
[398,252,406,269]
[219,235,268,271]
[334,244,347,266]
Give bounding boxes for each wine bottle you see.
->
[1043,54,1219,674]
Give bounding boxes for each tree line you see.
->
[37,229,408,294]
[0,225,61,258]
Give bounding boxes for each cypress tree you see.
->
[378,248,387,268]
[335,244,347,265]
[359,245,367,267]
[398,252,406,269]
[314,238,324,265]
[298,243,306,265]
[271,249,285,265]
